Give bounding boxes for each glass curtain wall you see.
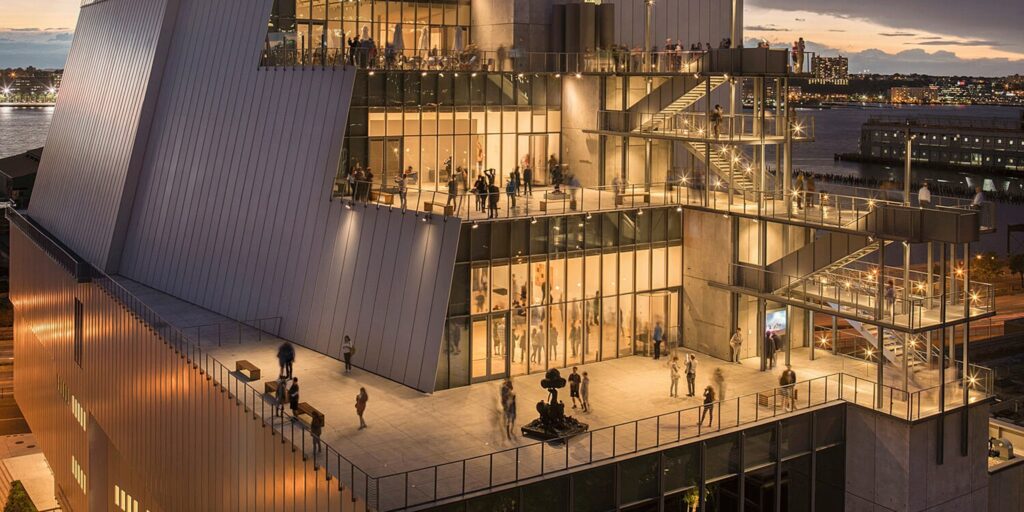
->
[340,72,562,192]
[268,0,471,54]
[437,207,683,389]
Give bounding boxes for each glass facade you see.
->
[437,207,683,389]
[340,71,563,191]
[422,407,846,512]
[268,0,471,54]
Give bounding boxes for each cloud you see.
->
[0,29,72,68]
[7,28,40,32]
[913,39,1003,47]
[746,24,788,32]
[878,32,916,37]
[749,0,1024,53]
[828,29,847,33]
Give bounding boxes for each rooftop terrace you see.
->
[115,276,991,511]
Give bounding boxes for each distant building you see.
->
[0,68,61,100]
[889,86,938,104]
[809,55,848,85]
[860,113,1024,171]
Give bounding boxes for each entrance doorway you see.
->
[635,290,679,357]
[471,313,509,382]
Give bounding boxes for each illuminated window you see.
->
[114,484,148,512]
[71,395,87,431]
[72,456,87,495]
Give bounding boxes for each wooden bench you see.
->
[615,192,651,206]
[235,360,261,381]
[424,201,455,216]
[370,191,394,205]
[296,402,325,428]
[539,194,570,212]
[264,380,281,396]
[757,391,777,408]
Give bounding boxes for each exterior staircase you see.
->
[684,142,758,193]
[635,75,729,132]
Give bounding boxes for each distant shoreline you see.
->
[0,103,55,108]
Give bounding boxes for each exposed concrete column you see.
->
[962,241,971,456]
[876,240,886,407]
[783,90,793,215]
[904,123,913,206]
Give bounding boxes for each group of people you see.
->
[341,164,376,201]
[667,353,720,427]
[271,337,369,459]
[792,171,818,209]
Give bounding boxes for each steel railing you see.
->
[260,46,804,76]
[369,368,990,511]
[599,111,816,142]
[182,317,283,346]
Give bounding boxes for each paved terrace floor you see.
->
[116,277,983,509]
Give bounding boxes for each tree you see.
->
[4,480,38,512]
[970,252,1004,282]
[1010,254,1024,287]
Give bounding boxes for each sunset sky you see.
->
[1,0,1022,75]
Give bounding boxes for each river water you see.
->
[1,103,1021,252]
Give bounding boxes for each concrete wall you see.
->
[844,402,990,511]
[471,0,552,52]
[681,208,732,358]
[11,224,351,511]
[561,75,602,186]
[990,462,1024,512]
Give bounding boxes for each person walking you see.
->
[652,321,664,360]
[580,371,591,412]
[311,414,324,458]
[504,388,517,440]
[277,342,296,379]
[342,335,354,373]
[794,173,805,210]
[698,385,716,426]
[570,320,582,359]
[684,353,697,397]
[729,327,743,363]
[669,356,681,398]
[288,377,300,419]
[918,182,931,208]
[568,367,582,409]
[712,367,726,401]
[355,387,369,429]
[780,364,797,411]
[274,377,287,417]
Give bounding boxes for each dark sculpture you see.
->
[521,368,589,440]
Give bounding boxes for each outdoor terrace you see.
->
[261,47,815,78]
[593,111,816,144]
[113,277,992,511]
[338,178,994,235]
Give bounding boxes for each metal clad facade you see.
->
[11,225,356,511]
[28,0,173,269]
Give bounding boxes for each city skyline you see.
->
[0,0,1022,75]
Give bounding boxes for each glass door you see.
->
[368,137,404,189]
[471,313,509,382]
[636,290,676,357]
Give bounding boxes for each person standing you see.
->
[684,353,697,397]
[729,327,743,363]
[710,104,724,139]
[763,331,777,371]
[342,335,354,373]
[570,320,582,359]
[488,182,500,219]
[506,177,517,209]
[274,377,287,417]
[805,173,817,208]
[971,186,985,208]
[699,385,716,426]
[355,387,369,430]
[311,414,324,458]
[652,321,664,360]
[512,166,522,196]
[918,182,931,208]
[780,364,797,412]
[446,174,458,208]
[580,371,591,412]
[277,342,296,379]
[568,367,582,409]
[522,165,533,196]
[669,356,681,398]
[288,377,300,419]
[395,173,408,209]
[885,279,896,317]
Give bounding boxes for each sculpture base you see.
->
[520,417,589,441]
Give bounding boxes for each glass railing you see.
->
[598,110,815,142]
[260,46,803,76]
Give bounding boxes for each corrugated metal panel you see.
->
[28,0,174,270]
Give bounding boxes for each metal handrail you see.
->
[6,210,91,282]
